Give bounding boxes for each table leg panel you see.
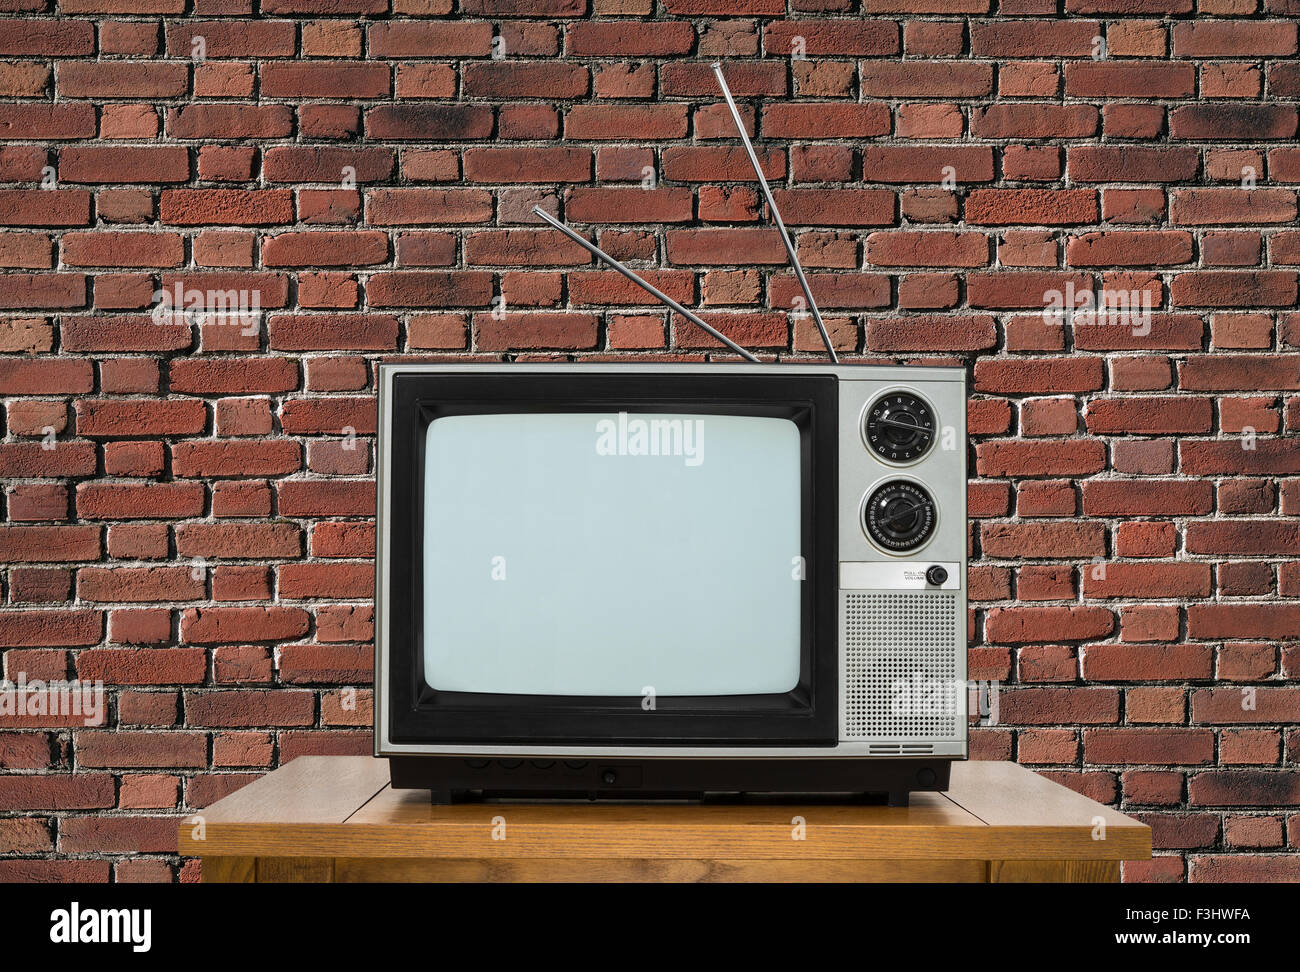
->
[331,857,988,883]
[988,860,1121,883]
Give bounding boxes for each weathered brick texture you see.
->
[1,1,1299,884]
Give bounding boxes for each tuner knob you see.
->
[863,481,936,552]
[925,565,948,586]
[864,392,936,463]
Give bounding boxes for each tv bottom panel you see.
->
[388,755,953,807]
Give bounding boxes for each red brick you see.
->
[0,441,96,477]
[261,62,390,98]
[170,441,301,478]
[167,104,293,140]
[278,644,373,684]
[77,567,204,604]
[977,439,1106,477]
[566,104,689,140]
[661,146,784,183]
[664,61,784,98]
[0,104,96,139]
[59,146,189,184]
[367,271,493,308]
[169,358,299,394]
[986,606,1115,644]
[1083,563,1212,599]
[866,315,996,352]
[970,19,1101,57]
[1172,189,1297,226]
[760,19,897,57]
[161,190,294,226]
[475,312,599,351]
[0,774,114,811]
[966,190,1098,226]
[1172,21,1297,57]
[1170,104,1297,140]
[866,231,988,268]
[0,525,100,563]
[1065,62,1194,99]
[1189,605,1300,641]
[996,688,1120,726]
[860,146,993,184]
[58,62,187,99]
[76,398,206,437]
[108,608,171,646]
[982,523,1104,559]
[1085,729,1215,765]
[860,61,990,97]
[183,689,315,727]
[762,103,890,139]
[1083,480,1212,516]
[971,105,1098,139]
[77,482,205,520]
[367,19,490,57]
[463,146,590,183]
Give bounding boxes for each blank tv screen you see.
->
[422,412,802,697]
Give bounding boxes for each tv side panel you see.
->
[836,371,968,758]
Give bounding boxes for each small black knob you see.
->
[601,770,617,785]
[925,565,948,586]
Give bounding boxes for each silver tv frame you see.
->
[374,362,968,770]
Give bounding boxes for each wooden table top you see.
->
[178,757,1151,865]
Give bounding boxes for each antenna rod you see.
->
[533,207,760,363]
[711,62,838,363]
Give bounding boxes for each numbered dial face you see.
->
[865,393,936,463]
[864,481,937,552]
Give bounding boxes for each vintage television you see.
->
[375,362,967,805]
[373,64,967,805]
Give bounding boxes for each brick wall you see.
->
[1,0,1299,883]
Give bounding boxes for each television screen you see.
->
[422,411,801,697]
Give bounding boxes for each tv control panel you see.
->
[837,368,968,577]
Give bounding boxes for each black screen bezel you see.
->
[384,370,839,746]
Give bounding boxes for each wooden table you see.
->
[179,756,1150,883]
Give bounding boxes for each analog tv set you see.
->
[375,362,967,805]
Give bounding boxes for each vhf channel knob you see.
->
[925,565,948,586]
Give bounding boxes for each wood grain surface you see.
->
[181,757,1151,883]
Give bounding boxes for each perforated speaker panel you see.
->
[842,592,960,741]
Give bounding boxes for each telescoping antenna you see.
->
[532,206,760,363]
[712,62,838,364]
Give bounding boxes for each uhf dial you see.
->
[864,480,937,552]
[865,392,935,463]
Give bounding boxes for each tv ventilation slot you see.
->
[868,744,936,756]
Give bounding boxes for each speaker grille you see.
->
[843,592,959,740]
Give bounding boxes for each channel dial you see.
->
[864,480,937,552]
[865,392,936,463]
